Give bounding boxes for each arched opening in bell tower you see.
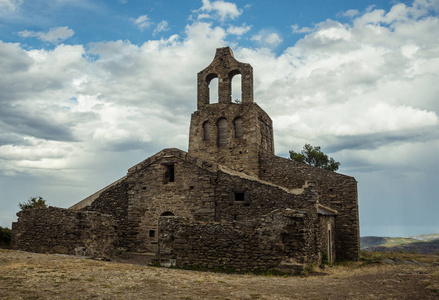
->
[206,73,218,104]
[229,70,242,103]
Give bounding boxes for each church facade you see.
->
[12,48,359,272]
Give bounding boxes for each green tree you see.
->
[289,144,340,171]
[18,196,47,210]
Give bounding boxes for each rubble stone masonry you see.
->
[259,152,359,260]
[11,207,117,258]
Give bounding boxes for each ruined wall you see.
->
[157,210,319,272]
[259,152,360,260]
[188,103,273,176]
[11,207,116,258]
[84,179,130,249]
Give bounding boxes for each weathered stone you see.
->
[11,207,116,258]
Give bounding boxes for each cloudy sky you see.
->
[1,0,438,237]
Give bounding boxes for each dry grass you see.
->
[0,249,438,299]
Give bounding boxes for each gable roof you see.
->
[70,147,319,210]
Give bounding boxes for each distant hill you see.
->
[361,233,439,254]
[405,233,439,241]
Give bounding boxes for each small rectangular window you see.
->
[163,164,175,184]
[168,165,175,182]
[234,192,245,201]
[149,230,156,238]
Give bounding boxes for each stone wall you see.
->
[188,103,273,176]
[157,209,319,272]
[259,152,360,260]
[123,149,220,253]
[84,179,130,249]
[121,148,324,254]
[11,207,117,258]
[214,168,319,228]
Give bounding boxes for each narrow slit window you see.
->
[203,121,211,141]
[234,117,243,138]
[168,165,174,182]
[164,164,175,184]
[218,118,228,148]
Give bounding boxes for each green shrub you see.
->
[0,227,11,248]
[18,196,47,210]
[321,251,330,266]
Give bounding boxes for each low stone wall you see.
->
[11,207,117,258]
[157,210,319,272]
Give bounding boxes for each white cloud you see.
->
[251,30,282,48]
[3,2,437,175]
[0,0,22,12]
[265,33,282,45]
[341,9,360,18]
[18,27,74,44]
[291,24,313,34]
[196,13,211,20]
[227,24,251,36]
[153,20,170,36]
[229,3,439,166]
[131,15,151,31]
[0,21,228,178]
[196,0,242,21]
[1,0,439,235]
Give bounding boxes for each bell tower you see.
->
[188,47,274,176]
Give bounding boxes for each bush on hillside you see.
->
[0,226,11,248]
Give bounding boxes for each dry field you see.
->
[0,249,438,299]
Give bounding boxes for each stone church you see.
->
[12,47,359,272]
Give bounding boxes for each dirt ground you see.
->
[0,249,438,299]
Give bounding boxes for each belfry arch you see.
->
[230,70,242,103]
[197,47,253,109]
[206,73,219,103]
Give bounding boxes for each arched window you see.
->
[218,118,228,148]
[206,73,218,104]
[230,72,242,103]
[160,211,175,217]
[234,117,243,138]
[202,121,211,141]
